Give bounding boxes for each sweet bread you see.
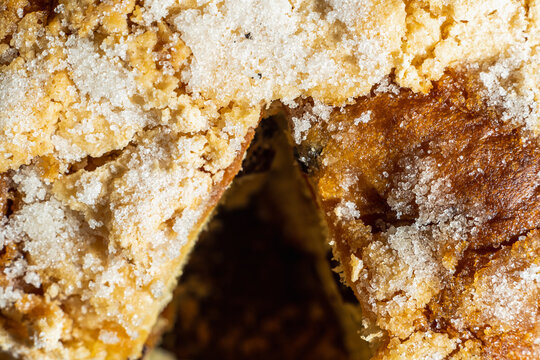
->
[0,0,537,359]
[290,68,539,359]
[0,1,258,358]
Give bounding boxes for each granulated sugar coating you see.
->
[0,0,538,359]
[290,68,539,359]
[0,1,259,358]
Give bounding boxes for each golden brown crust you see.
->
[291,69,539,359]
[141,129,255,358]
[296,69,538,248]
[0,1,261,358]
[0,0,537,358]
[430,231,539,360]
[0,131,255,360]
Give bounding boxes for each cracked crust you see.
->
[0,1,259,359]
[0,0,538,359]
[290,69,539,359]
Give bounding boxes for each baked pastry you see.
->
[285,1,539,359]
[290,67,539,358]
[0,0,537,359]
[152,115,370,360]
[0,1,259,359]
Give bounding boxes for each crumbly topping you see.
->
[0,1,259,358]
[99,330,120,345]
[0,0,538,358]
[349,254,363,283]
[174,0,538,130]
[334,200,361,221]
[174,0,402,106]
[142,0,176,25]
[478,46,540,132]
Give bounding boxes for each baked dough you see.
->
[290,68,539,358]
[0,1,258,359]
[0,0,537,359]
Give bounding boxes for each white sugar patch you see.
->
[325,0,369,27]
[75,176,103,206]
[374,157,489,304]
[291,100,333,144]
[334,200,361,221]
[0,286,22,308]
[479,47,539,131]
[174,0,387,105]
[374,76,400,95]
[143,0,176,24]
[0,69,32,117]
[12,168,47,203]
[99,330,120,345]
[519,264,540,283]
[292,113,315,144]
[354,110,372,125]
[51,134,87,163]
[65,36,137,109]
[470,259,540,330]
[53,36,152,163]
[0,63,50,142]
[23,271,41,288]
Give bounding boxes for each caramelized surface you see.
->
[292,70,539,359]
